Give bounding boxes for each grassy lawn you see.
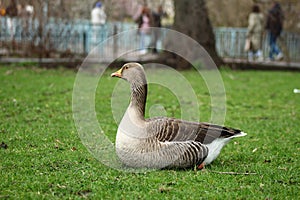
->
[0,64,299,199]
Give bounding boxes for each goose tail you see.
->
[230,131,247,138]
[203,131,247,165]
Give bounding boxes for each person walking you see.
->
[265,1,284,61]
[149,5,164,54]
[91,1,106,26]
[0,1,5,16]
[136,6,152,55]
[91,1,107,44]
[0,0,6,36]
[246,5,264,62]
[6,0,18,40]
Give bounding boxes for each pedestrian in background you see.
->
[136,6,152,55]
[0,0,6,36]
[91,1,106,26]
[18,4,33,38]
[91,1,107,44]
[6,0,18,40]
[149,5,165,54]
[0,1,5,16]
[246,4,264,62]
[265,1,284,61]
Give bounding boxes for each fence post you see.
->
[278,34,290,63]
[113,24,118,58]
[83,31,87,55]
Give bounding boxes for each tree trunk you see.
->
[164,0,223,69]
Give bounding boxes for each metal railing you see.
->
[215,27,300,62]
[1,17,299,62]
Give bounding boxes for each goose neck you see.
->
[130,83,147,119]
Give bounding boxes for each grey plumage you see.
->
[111,62,246,169]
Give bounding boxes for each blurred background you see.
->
[0,0,299,64]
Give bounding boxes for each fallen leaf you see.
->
[77,189,92,198]
[71,147,77,151]
[0,142,8,149]
[159,186,172,193]
[55,139,64,145]
[5,70,13,75]
[278,167,287,171]
[57,184,67,189]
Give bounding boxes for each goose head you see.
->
[111,63,147,87]
[111,62,148,118]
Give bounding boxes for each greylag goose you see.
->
[111,62,246,169]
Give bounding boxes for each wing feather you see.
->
[147,117,241,144]
[160,141,208,169]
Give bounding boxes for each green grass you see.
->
[0,65,299,199]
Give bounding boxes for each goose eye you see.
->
[124,66,129,70]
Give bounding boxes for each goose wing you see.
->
[158,140,209,169]
[146,117,242,144]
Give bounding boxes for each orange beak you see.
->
[111,68,122,78]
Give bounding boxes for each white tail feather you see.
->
[204,132,247,164]
[230,132,247,138]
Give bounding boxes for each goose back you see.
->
[146,117,242,144]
